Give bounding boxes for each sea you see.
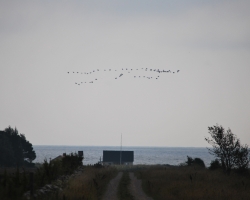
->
[33,146,215,167]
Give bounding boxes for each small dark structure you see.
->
[103,150,134,166]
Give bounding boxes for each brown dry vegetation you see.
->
[135,165,250,200]
[37,166,117,200]
[59,167,117,200]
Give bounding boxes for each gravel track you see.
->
[102,171,153,200]
[102,172,123,200]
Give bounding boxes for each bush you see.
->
[209,159,222,170]
[185,156,205,168]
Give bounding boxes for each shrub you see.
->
[185,156,205,168]
[209,159,222,170]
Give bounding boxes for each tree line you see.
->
[0,126,36,167]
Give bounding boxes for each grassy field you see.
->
[2,164,249,200]
[134,165,250,200]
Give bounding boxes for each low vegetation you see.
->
[135,165,250,200]
[118,171,134,200]
[38,166,118,200]
[0,153,83,200]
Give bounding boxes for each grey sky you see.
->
[0,0,250,147]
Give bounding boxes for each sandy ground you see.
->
[129,172,154,200]
[102,172,123,200]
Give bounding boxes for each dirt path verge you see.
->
[129,172,154,200]
[102,172,123,200]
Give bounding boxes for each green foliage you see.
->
[185,156,205,168]
[0,126,36,167]
[205,124,250,174]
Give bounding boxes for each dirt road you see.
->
[102,171,153,200]
[102,172,123,200]
[128,172,153,200]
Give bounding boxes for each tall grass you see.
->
[135,165,250,200]
[38,166,118,200]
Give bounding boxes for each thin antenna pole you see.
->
[120,133,122,165]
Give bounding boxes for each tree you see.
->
[0,131,15,167]
[205,124,249,174]
[20,134,36,163]
[0,126,36,167]
[234,144,249,173]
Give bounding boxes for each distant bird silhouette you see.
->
[67,72,69,73]
[119,74,123,77]
[177,70,180,72]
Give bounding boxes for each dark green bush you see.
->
[186,156,205,168]
[209,159,222,170]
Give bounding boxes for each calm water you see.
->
[33,146,214,167]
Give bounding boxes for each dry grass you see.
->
[135,165,250,200]
[38,166,117,200]
[60,166,117,200]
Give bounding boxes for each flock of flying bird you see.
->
[67,68,180,85]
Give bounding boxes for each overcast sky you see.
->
[0,0,250,147]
